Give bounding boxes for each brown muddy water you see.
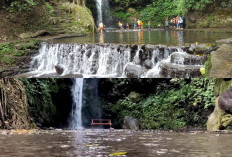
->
[1,129,232,157]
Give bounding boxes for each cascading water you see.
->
[96,0,112,27]
[30,43,206,78]
[96,0,102,25]
[69,78,84,129]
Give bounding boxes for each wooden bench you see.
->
[91,119,112,128]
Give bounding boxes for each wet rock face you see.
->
[123,116,140,130]
[218,86,232,113]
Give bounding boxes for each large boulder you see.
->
[123,116,140,130]
[125,63,144,78]
[218,86,232,113]
[159,62,202,78]
[207,86,232,131]
[209,44,232,78]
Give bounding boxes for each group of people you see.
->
[98,15,186,33]
[118,21,130,29]
[166,16,186,29]
[118,19,144,30]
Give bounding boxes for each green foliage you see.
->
[107,79,215,130]
[21,79,72,127]
[109,0,232,27]
[0,40,40,65]
[6,0,37,13]
[45,2,54,16]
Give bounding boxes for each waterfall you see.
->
[96,0,102,25]
[96,0,112,27]
[30,43,206,78]
[69,78,84,129]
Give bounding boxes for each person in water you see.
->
[165,17,169,29]
[99,21,103,33]
[126,23,129,29]
[137,19,141,29]
[134,19,137,29]
[118,21,122,29]
[148,21,151,30]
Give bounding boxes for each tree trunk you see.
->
[0,79,30,129]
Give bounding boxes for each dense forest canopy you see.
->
[108,0,232,27]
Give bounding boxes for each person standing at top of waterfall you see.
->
[99,21,104,33]
[148,21,151,30]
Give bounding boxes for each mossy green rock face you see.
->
[207,84,232,131]
[207,98,223,131]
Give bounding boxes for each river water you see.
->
[1,129,232,157]
[53,30,232,46]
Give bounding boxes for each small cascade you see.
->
[69,78,84,129]
[30,43,206,78]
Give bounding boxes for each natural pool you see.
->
[1,129,232,157]
[53,29,232,46]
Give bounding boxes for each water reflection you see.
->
[55,30,232,46]
[99,32,104,44]
[138,31,144,44]
[177,31,184,46]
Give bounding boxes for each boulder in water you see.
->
[55,65,64,75]
[123,116,140,130]
[125,63,145,78]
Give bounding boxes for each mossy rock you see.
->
[214,79,232,97]
[207,97,223,131]
[127,92,141,102]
